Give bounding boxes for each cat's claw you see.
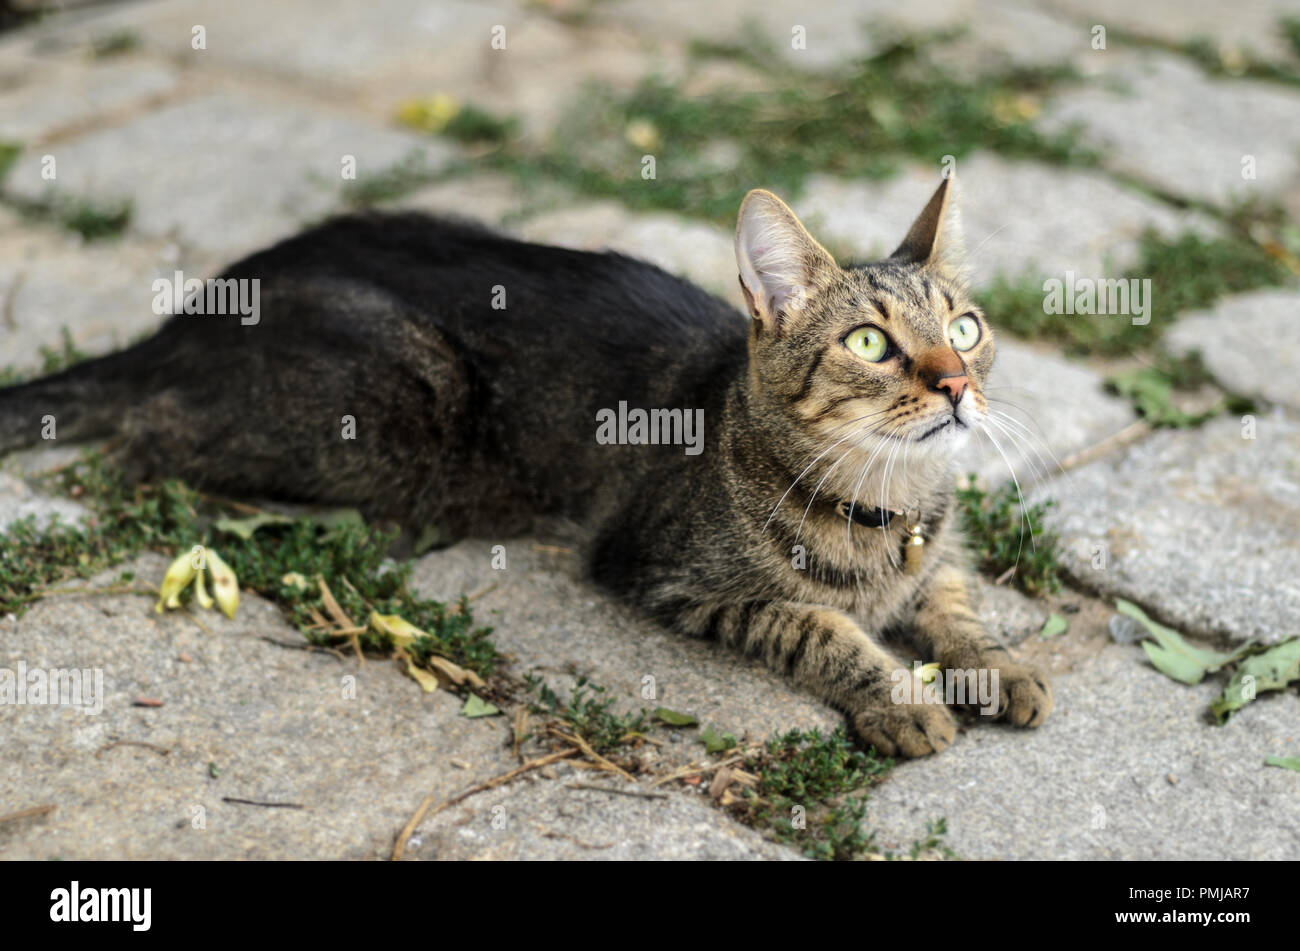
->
[854,701,957,758]
[987,663,1054,727]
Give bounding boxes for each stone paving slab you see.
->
[1033,412,1300,646]
[411,538,843,745]
[412,771,801,860]
[2,91,455,258]
[0,555,514,859]
[1164,288,1300,412]
[29,0,684,139]
[795,155,1221,288]
[0,551,797,860]
[516,201,737,298]
[590,0,1085,75]
[869,635,1300,860]
[0,210,197,371]
[1040,49,1300,208]
[0,470,86,532]
[0,57,178,144]
[1044,0,1300,65]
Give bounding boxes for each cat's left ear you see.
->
[735,189,839,335]
[890,176,966,284]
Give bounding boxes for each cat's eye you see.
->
[948,314,981,352]
[844,326,890,362]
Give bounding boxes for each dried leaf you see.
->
[318,578,354,630]
[403,659,439,693]
[708,767,733,800]
[428,655,486,689]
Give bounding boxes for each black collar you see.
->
[837,500,901,529]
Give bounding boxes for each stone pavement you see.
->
[1,0,1297,860]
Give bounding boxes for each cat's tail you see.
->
[0,345,154,454]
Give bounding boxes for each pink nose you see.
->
[935,374,967,405]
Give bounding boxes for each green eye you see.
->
[845,326,889,362]
[948,315,981,352]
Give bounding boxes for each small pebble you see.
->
[1108,614,1144,645]
[178,653,193,663]
[1167,773,1179,785]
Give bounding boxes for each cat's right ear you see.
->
[735,189,837,335]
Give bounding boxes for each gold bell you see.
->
[904,525,925,574]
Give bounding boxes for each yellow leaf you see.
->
[369,611,430,647]
[427,655,486,689]
[206,549,240,619]
[155,549,198,611]
[194,567,215,610]
[396,94,461,133]
[404,659,439,693]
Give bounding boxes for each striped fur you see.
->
[593,180,1052,756]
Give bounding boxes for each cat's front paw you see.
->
[986,663,1053,727]
[852,697,957,758]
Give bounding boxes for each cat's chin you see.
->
[909,415,973,456]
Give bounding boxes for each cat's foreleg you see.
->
[688,601,956,757]
[909,563,1054,727]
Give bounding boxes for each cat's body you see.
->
[0,180,1052,755]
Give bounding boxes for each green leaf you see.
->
[1039,613,1068,638]
[461,694,501,718]
[1210,638,1300,724]
[701,724,737,754]
[318,508,366,543]
[213,512,293,540]
[1264,756,1300,772]
[1118,599,1249,685]
[654,707,698,727]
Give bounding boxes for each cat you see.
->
[0,176,1052,756]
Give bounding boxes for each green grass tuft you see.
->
[732,726,893,861]
[956,475,1061,595]
[90,29,141,58]
[434,33,1094,225]
[1,452,497,677]
[526,675,648,754]
[981,228,1292,358]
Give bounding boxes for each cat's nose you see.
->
[934,373,967,406]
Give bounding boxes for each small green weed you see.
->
[956,475,1061,595]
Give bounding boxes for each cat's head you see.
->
[734,178,991,495]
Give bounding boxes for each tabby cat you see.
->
[0,176,1052,756]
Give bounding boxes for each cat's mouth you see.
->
[915,413,967,442]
